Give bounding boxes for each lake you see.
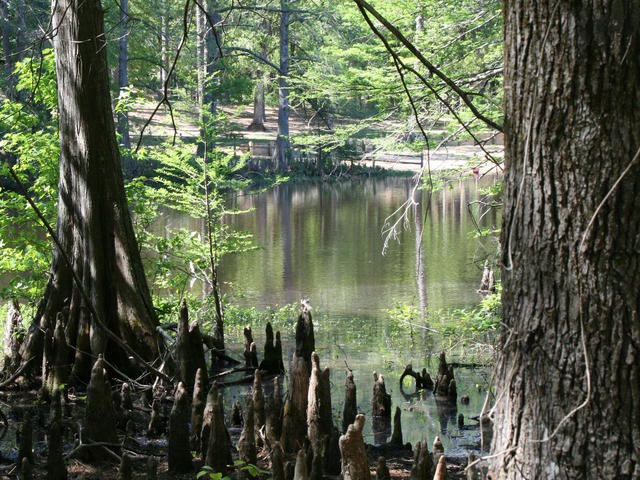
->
[157,174,500,456]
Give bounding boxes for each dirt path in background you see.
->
[127,101,503,173]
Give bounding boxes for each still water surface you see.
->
[159,175,499,455]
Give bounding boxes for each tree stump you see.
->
[295,307,315,365]
[21,458,33,480]
[260,322,282,374]
[253,369,266,447]
[191,368,207,450]
[376,457,390,480]
[117,453,133,480]
[112,388,122,417]
[244,326,258,368]
[466,452,477,480]
[271,442,286,480]
[281,354,310,453]
[121,382,134,410]
[307,351,339,478]
[238,396,257,465]
[421,368,433,389]
[168,382,192,473]
[125,419,136,437]
[148,399,162,437]
[176,300,207,393]
[389,407,403,447]
[82,356,119,461]
[2,300,22,375]
[372,372,391,419]
[434,352,454,398]
[205,389,233,473]
[275,331,285,373]
[146,456,158,480]
[273,376,283,437]
[432,436,444,467]
[266,393,279,447]
[434,455,449,480]
[372,372,391,443]
[49,387,63,428]
[47,417,67,480]
[342,370,357,434]
[339,414,370,480]
[231,400,244,427]
[44,313,69,396]
[399,364,433,391]
[294,448,309,480]
[447,379,457,400]
[410,441,434,480]
[200,382,220,455]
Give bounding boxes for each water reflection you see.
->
[219,176,499,316]
[154,175,499,454]
[413,185,427,330]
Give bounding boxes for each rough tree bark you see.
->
[117,0,131,152]
[205,0,221,119]
[248,75,267,131]
[490,2,640,478]
[196,0,204,117]
[160,1,168,87]
[273,0,290,170]
[19,0,161,381]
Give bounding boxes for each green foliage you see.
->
[385,286,501,355]
[197,465,232,480]
[435,286,501,342]
[124,117,257,323]
[15,49,58,113]
[384,300,421,340]
[223,303,298,337]
[0,51,59,305]
[115,85,138,116]
[197,461,269,480]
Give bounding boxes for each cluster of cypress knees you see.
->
[14,301,480,480]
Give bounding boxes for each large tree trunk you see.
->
[196,1,204,117]
[248,28,268,132]
[117,0,131,152]
[248,76,266,131]
[273,0,290,171]
[204,0,220,118]
[20,0,161,383]
[160,2,168,87]
[491,2,640,478]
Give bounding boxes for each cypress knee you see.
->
[339,414,370,480]
[238,396,257,465]
[253,369,265,447]
[271,442,286,480]
[82,356,119,461]
[205,390,233,473]
[191,368,207,450]
[168,382,192,473]
[342,370,357,434]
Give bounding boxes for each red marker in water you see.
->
[472,166,480,179]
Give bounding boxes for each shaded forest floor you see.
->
[0,382,476,479]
